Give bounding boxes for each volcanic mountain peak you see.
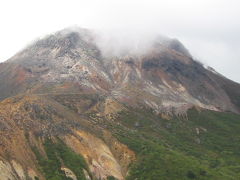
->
[0,28,239,114]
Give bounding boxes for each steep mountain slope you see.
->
[0,28,240,180]
[1,28,239,113]
[0,94,135,180]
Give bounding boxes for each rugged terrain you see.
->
[0,28,240,180]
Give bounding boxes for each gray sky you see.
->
[0,0,239,82]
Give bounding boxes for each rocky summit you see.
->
[0,28,240,180]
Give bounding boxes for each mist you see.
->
[0,0,239,82]
[93,29,166,58]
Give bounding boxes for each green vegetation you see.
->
[107,176,118,180]
[108,108,240,179]
[32,138,89,180]
[30,105,240,180]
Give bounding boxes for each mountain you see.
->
[0,28,240,180]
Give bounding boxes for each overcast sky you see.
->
[0,0,239,82]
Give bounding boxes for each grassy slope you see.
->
[106,108,240,180]
[23,93,240,179]
[31,138,89,180]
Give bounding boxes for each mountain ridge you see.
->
[0,28,239,114]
